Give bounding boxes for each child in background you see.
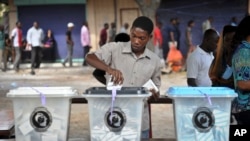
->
[162,41,183,74]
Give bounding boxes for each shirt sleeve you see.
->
[108,29,112,38]
[81,27,85,46]
[26,29,31,44]
[81,27,90,46]
[151,58,162,89]
[11,29,16,38]
[187,53,199,79]
[41,29,44,42]
[94,42,116,65]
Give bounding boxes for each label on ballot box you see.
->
[30,107,52,132]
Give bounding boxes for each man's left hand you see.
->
[148,88,159,101]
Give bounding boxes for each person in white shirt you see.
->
[187,29,219,87]
[202,16,213,34]
[11,21,23,72]
[26,21,44,75]
[119,23,129,33]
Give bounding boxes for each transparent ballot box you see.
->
[7,87,78,141]
[167,87,237,141]
[83,87,150,141]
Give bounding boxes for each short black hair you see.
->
[104,23,108,27]
[131,16,153,34]
[16,21,21,25]
[203,29,218,40]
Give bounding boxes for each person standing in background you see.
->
[81,21,91,66]
[0,25,4,71]
[161,18,177,62]
[183,20,195,71]
[108,22,116,42]
[119,22,129,34]
[202,16,214,34]
[62,22,74,67]
[230,16,238,26]
[187,29,219,87]
[11,21,23,72]
[174,17,181,50]
[27,21,44,75]
[209,25,237,89]
[99,23,109,47]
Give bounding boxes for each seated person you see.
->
[162,41,183,74]
[42,29,55,62]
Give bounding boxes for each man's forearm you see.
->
[237,80,250,91]
[86,54,110,72]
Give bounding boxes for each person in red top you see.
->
[99,23,109,47]
[11,21,23,72]
[153,21,163,59]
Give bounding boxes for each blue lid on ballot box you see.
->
[167,87,237,98]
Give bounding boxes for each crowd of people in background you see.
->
[0,21,48,74]
[158,15,238,75]
[0,15,242,78]
[0,18,133,74]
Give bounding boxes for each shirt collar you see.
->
[122,41,151,59]
[197,45,212,55]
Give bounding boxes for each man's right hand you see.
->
[106,67,124,85]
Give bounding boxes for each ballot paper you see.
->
[106,75,122,90]
[143,79,159,92]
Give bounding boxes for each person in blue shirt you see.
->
[161,18,178,62]
[231,16,250,124]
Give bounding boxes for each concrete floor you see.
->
[0,63,188,140]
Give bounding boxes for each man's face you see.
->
[207,33,220,52]
[17,22,22,28]
[34,22,39,28]
[130,27,151,54]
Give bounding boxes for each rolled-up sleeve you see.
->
[94,42,117,65]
